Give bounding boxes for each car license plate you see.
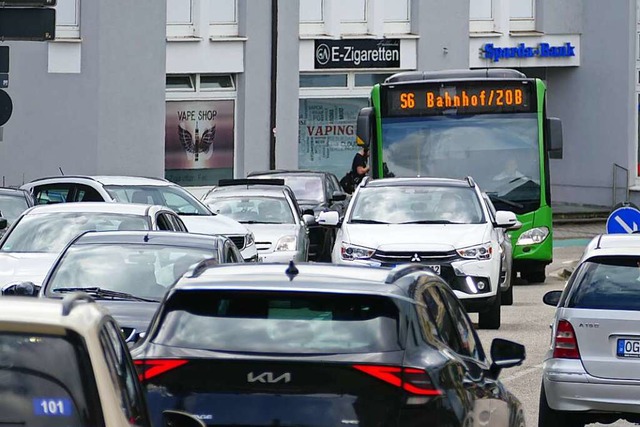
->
[427,265,440,275]
[617,339,640,358]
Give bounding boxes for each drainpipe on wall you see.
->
[269,0,278,170]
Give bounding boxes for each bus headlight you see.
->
[516,227,549,246]
[341,243,375,261]
[457,243,493,260]
[276,236,297,251]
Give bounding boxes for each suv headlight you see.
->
[245,233,255,247]
[276,235,297,251]
[516,227,549,246]
[457,243,493,260]
[341,243,375,261]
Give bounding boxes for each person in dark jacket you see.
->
[351,146,370,183]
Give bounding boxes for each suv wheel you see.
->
[538,382,585,427]
[478,290,501,329]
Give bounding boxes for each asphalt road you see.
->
[472,238,635,427]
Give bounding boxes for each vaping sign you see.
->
[165,100,235,170]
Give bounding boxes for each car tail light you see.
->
[353,365,441,396]
[553,320,580,359]
[134,359,188,382]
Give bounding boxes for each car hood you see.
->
[244,224,300,243]
[0,252,58,288]
[181,214,249,235]
[343,223,490,251]
[99,300,159,336]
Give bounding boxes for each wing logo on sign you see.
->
[316,44,330,66]
[606,206,640,234]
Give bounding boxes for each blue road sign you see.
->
[606,206,640,234]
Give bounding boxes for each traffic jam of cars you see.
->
[0,71,634,427]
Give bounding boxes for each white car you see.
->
[202,179,314,263]
[20,175,258,261]
[320,177,519,329]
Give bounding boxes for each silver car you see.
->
[202,179,314,262]
[540,234,640,426]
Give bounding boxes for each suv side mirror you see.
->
[547,117,563,159]
[2,281,40,297]
[495,210,521,230]
[331,191,347,202]
[489,338,525,378]
[317,211,340,226]
[302,214,316,226]
[543,290,562,307]
[163,410,206,427]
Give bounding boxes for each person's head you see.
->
[361,145,369,155]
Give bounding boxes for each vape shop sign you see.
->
[314,39,400,69]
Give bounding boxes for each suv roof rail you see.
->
[360,176,372,187]
[218,178,285,187]
[27,175,98,184]
[385,264,436,284]
[187,258,219,278]
[62,292,96,316]
[465,176,476,187]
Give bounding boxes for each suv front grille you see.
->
[371,250,459,266]
[229,236,246,250]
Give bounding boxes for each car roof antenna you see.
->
[285,260,299,281]
[59,167,64,176]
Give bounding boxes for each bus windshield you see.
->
[381,113,540,212]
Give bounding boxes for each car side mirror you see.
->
[2,281,40,297]
[495,210,520,230]
[543,290,563,307]
[317,210,340,226]
[0,217,7,231]
[302,214,316,226]
[302,208,315,217]
[163,410,206,427]
[489,338,525,379]
[331,191,347,202]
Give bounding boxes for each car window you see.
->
[568,256,640,310]
[47,243,217,298]
[423,287,462,354]
[99,321,147,426]
[168,213,188,232]
[204,196,295,224]
[225,241,240,263]
[350,186,485,225]
[104,185,210,215]
[73,185,104,202]
[0,331,103,427]
[156,213,174,231]
[437,288,485,361]
[33,184,73,205]
[153,290,402,354]
[0,213,151,253]
[0,193,31,224]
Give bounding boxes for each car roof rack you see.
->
[465,176,476,187]
[61,293,96,316]
[385,264,436,284]
[187,258,219,278]
[218,178,285,187]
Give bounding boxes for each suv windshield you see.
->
[0,194,30,224]
[153,290,402,354]
[0,213,150,253]
[569,256,640,310]
[204,196,295,224]
[255,176,324,204]
[47,243,217,300]
[0,331,101,427]
[350,186,484,225]
[104,185,211,216]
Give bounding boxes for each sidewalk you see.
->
[553,221,605,241]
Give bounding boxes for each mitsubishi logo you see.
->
[411,253,421,262]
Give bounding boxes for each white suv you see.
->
[320,177,519,329]
[21,175,258,261]
[0,293,204,427]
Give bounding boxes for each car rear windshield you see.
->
[0,331,102,427]
[153,290,402,354]
[569,256,640,310]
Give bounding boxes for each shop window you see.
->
[354,73,391,87]
[300,0,325,35]
[201,75,235,90]
[55,0,80,39]
[470,0,495,33]
[341,0,368,34]
[209,0,238,37]
[384,0,410,34]
[166,75,195,91]
[510,0,535,31]
[167,0,195,37]
[300,74,348,88]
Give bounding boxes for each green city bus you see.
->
[354,69,563,283]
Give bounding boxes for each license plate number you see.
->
[617,339,640,358]
[426,265,440,275]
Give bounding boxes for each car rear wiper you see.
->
[487,193,525,209]
[349,219,390,224]
[400,220,459,224]
[52,287,159,303]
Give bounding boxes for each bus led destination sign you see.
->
[383,81,534,117]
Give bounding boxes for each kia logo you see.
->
[247,371,292,384]
[316,43,330,65]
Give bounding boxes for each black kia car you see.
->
[132,262,526,427]
[247,170,349,261]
